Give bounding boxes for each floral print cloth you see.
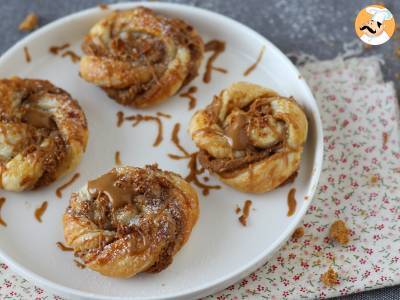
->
[1,56,399,299]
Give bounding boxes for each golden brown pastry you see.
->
[0,77,88,192]
[189,82,308,193]
[80,7,204,108]
[63,165,199,278]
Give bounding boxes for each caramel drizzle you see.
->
[156,112,171,119]
[34,201,48,223]
[115,151,122,165]
[185,152,221,196]
[56,173,80,198]
[49,43,70,55]
[278,171,298,188]
[235,205,241,214]
[56,242,73,252]
[203,40,227,83]
[74,259,86,269]
[243,45,265,76]
[125,114,164,147]
[179,86,198,110]
[61,50,81,63]
[116,111,124,127]
[168,123,191,160]
[287,188,297,216]
[87,170,131,209]
[238,200,252,226]
[0,197,6,227]
[23,46,31,63]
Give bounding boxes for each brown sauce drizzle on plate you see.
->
[185,152,221,196]
[61,50,81,63]
[203,40,227,83]
[168,123,191,160]
[115,151,122,165]
[287,188,297,216]
[0,197,6,227]
[235,205,241,214]
[179,86,198,110]
[243,45,265,76]
[238,200,252,226]
[56,242,73,252]
[156,112,171,119]
[56,173,80,198]
[49,43,70,55]
[116,111,124,127]
[125,114,164,147]
[278,171,298,188]
[23,46,31,63]
[74,259,86,269]
[34,201,48,223]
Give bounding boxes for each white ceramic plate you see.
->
[0,2,323,300]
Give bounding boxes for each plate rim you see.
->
[0,2,324,299]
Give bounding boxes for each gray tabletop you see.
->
[0,0,399,299]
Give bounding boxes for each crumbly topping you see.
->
[19,13,39,31]
[291,227,304,239]
[321,266,339,287]
[329,220,349,245]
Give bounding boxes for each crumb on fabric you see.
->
[370,174,379,185]
[291,227,304,239]
[329,220,349,245]
[19,13,39,31]
[321,266,339,287]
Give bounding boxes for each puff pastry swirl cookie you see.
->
[80,7,204,108]
[63,165,199,278]
[0,77,88,192]
[189,82,308,193]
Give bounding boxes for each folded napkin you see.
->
[0,56,399,300]
[207,56,400,299]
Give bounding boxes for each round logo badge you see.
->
[355,4,396,46]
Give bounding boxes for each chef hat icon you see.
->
[366,6,393,24]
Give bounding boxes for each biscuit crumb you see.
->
[370,174,379,185]
[321,266,339,287]
[383,132,389,146]
[19,13,39,31]
[329,220,349,245]
[291,227,304,239]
